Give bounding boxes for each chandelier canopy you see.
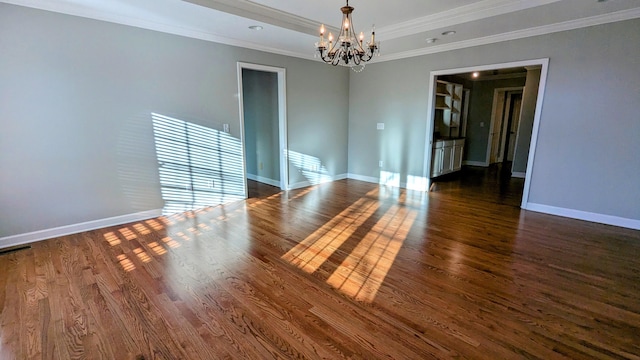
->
[315,0,380,67]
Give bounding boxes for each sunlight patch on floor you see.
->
[281,186,416,302]
[327,204,416,302]
[282,189,381,274]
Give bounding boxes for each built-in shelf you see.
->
[434,80,463,135]
[435,97,450,109]
[432,79,470,178]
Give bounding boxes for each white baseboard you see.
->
[525,203,640,230]
[347,173,379,184]
[463,160,488,167]
[289,173,348,190]
[511,171,526,178]
[0,209,163,249]
[246,173,281,187]
[288,180,311,190]
[347,173,430,191]
[334,173,348,181]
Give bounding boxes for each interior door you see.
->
[507,95,523,161]
[497,92,518,163]
[489,91,506,164]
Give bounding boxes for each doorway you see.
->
[423,59,549,208]
[488,88,523,168]
[237,63,288,198]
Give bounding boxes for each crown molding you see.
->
[182,0,337,36]
[377,7,640,63]
[3,0,639,65]
[377,0,563,41]
[1,0,316,61]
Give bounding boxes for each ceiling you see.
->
[4,0,640,63]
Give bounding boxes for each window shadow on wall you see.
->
[152,113,245,214]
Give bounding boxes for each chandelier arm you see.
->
[360,50,373,62]
[353,52,361,66]
[325,48,335,63]
[331,50,342,66]
[363,43,379,61]
[317,48,332,64]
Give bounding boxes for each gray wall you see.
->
[242,69,280,182]
[2,3,638,239]
[348,58,427,180]
[512,68,541,173]
[0,3,349,238]
[349,19,640,220]
[466,77,527,163]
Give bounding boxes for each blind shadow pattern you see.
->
[287,150,333,185]
[152,113,245,214]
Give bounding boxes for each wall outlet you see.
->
[379,160,383,168]
[223,123,230,133]
[480,122,485,127]
[377,123,384,130]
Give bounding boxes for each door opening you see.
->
[489,89,523,166]
[423,59,548,208]
[504,93,522,163]
[237,63,288,198]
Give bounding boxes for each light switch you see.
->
[223,124,230,133]
[377,123,384,130]
[480,122,485,128]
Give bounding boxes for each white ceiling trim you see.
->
[378,0,563,41]
[4,0,639,65]
[1,0,317,61]
[182,0,331,36]
[377,8,640,63]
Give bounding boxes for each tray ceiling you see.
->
[3,0,640,62]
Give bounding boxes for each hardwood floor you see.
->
[2,172,640,359]
[247,179,281,199]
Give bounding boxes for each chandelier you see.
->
[315,0,380,67]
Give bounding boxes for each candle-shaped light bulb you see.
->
[371,24,376,43]
[359,31,364,44]
[320,24,325,36]
[328,32,334,42]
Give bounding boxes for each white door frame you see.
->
[487,87,523,165]
[422,58,549,208]
[237,62,289,197]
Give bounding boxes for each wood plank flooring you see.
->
[1,171,640,359]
